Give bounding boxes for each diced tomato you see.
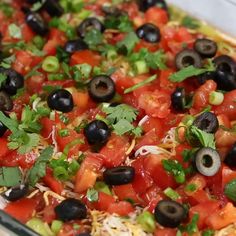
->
[189,201,220,229]
[206,203,236,230]
[43,168,63,194]
[71,89,89,109]
[138,90,171,118]
[26,75,46,94]
[74,153,104,193]
[159,69,177,92]
[21,24,35,42]
[100,134,129,167]
[222,165,236,187]
[12,50,33,75]
[145,7,168,26]
[113,184,140,203]
[107,201,134,216]
[91,192,116,211]
[0,138,11,160]
[42,198,59,223]
[192,80,217,112]
[4,198,38,223]
[154,228,177,236]
[70,50,101,67]
[214,90,236,120]
[144,154,177,190]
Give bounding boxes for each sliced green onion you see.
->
[209,91,224,105]
[175,171,186,184]
[51,220,63,234]
[48,73,64,81]
[106,50,117,60]
[95,181,112,195]
[185,183,197,192]
[42,56,60,73]
[137,211,156,233]
[164,187,180,200]
[182,115,194,126]
[33,36,45,49]
[78,9,91,19]
[75,63,92,78]
[26,218,54,236]
[124,74,157,94]
[62,138,84,157]
[58,129,69,137]
[133,60,149,75]
[54,166,69,180]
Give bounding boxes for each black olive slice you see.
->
[193,112,219,133]
[64,39,88,54]
[175,49,202,70]
[137,0,168,12]
[197,71,216,85]
[47,89,74,113]
[25,12,49,36]
[0,67,24,96]
[214,55,236,75]
[154,200,187,228]
[194,38,217,58]
[171,87,186,112]
[84,120,111,145]
[0,91,13,111]
[224,142,236,167]
[103,166,135,185]
[88,75,116,103]
[55,198,87,222]
[195,147,221,176]
[3,184,28,202]
[42,0,64,17]
[136,23,161,43]
[77,17,104,38]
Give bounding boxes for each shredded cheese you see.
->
[0,196,8,209]
[135,145,171,157]
[43,191,65,206]
[125,139,136,155]
[27,189,39,199]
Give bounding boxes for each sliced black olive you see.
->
[195,147,221,176]
[136,23,161,43]
[55,198,87,222]
[0,91,13,111]
[137,0,168,12]
[27,0,39,3]
[42,0,64,17]
[64,39,88,54]
[154,200,187,228]
[3,184,28,202]
[88,75,116,103]
[213,55,236,91]
[76,233,91,236]
[0,120,7,137]
[224,142,236,167]
[171,87,186,111]
[77,17,104,38]
[214,55,236,75]
[103,166,135,186]
[193,112,219,133]
[84,120,110,145]
[47,89,74,113]
[194,38,217,58]
[0,67,24,96]
[175,49,202,70]
[197,71,216,85]
[25,11,49,36]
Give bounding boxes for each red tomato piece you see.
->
[145,7,168,26]
[91,192,116,211]
[113,184,140,203]
[4,198,38,223]
[100,134,129,167]
[138,90,171,118]
[154,228,177,236]
[107,201,134,216]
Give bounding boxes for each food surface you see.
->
[0,0,236,235]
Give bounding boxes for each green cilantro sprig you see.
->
[0,167,22,187]
[169,60,215,82]
[102,104,142,136]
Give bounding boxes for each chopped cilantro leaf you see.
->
[84,29,104,49]
[0,167,22,187]
[112,119,135,135]
[124,75,157,94]
[104,15,133,32]
[31,0,45,11]
[181,16,200,29]
[116,32,139,55]
[202,229,215,236]
[103,104,138,123]
[179,214,199,234]
[27,146,54,186]
[0,73,7,88]
[169,60,215,82]
[0,55,16,69]
[224,179,236,202]
[0,2,14,17]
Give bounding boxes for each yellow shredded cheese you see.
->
[43,191,65,206]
